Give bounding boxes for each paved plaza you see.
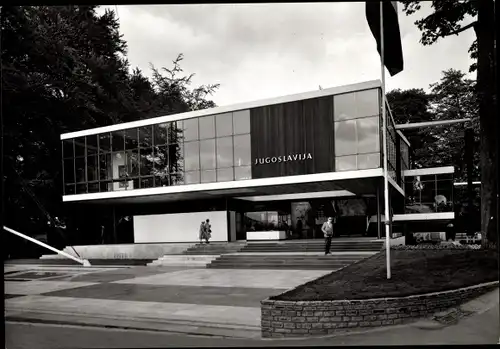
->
[4,264,331,338]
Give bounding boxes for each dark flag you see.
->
[366,1,404,76]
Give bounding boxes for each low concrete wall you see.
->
[40,243,195,260]
[260,281,499,338]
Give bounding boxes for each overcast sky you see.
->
[97,3,475,107]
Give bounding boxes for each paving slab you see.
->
[5,281,99,296]
[113,268,330,289]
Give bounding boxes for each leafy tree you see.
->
[401,0,497,249]
[2,6,219,257]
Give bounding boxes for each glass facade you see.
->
[404,173,454,213]
[62,110,252,195]
[334,88,381,171]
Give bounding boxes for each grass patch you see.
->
[272,250,499,301]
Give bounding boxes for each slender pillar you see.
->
[112,206,117,244]
[465,128,474,235]
[376,184,381,240]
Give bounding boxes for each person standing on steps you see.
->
[204,219,212,244]
[322,217,335,255]
[199,221,206,244]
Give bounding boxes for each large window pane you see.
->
[75,157,86,182]
[87,155,99,181]
[126,150,140,177]
[169,121,183,144]
[183,118,199,142]
[65,184,75,195]
[169,143,183,174]
[233,110,250,135]
[76,183,87,194]
[216,113,233,137]
[335,155,357,171]
[357,153,380,170]
[99,154,112,180]
[201,170,216,183]
[217,136,233,168]
[217,168,234,182]
[113,152,126,179]
[200,139,216,170]
[233,134,251,166]
[335,120,356,156]
[334,92,356,121]
[112,131,125,152]
[184,141,200,171]
[154,123,169,146]
[199,115,215,140]
[74,137,86,157]
[139,126,153,148]
[63,159,75,183]
[235,166,252,180]
[62,139,74,159]
[185,171,200,185]
[139,149,154,176]
[153,146,169,177]
[355,89,380,118]
[125,128,139,150]
[356,116,380,154]
[86,135,98,156]
[99,133,111,153]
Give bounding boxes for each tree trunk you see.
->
[476,0,497,250]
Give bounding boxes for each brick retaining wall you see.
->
[261,281,499,338]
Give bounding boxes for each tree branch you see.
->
[444,21,477,37]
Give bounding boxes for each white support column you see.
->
[380,2,392,279]
[3,226,91,267]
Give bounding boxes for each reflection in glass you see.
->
[233,134,251,166]
[184,141,200,172]
[201,170,216,183]
[334,120,356,156]
[112,152,126,179]
[140,177,154,189]
[170,173,184,186]
[111,131,125,152]
[88,183,99,193]
[87,155,99,181]
[335,155,357,171]
[217,136,233,168]
[86,135,98,156]
[235,166,252,180]
[125,128,139,150]
[99,154,112,180]
[139,126,153,148]
[63,159,75,183]
[233,110,250,135]
[199,139,216,170]
[62,139,74,159]
[355,89,379,118]
[74,137,86,157]
[216,113,233,137]
[169,143,183,174]
[185,171,200,184]
[99,133,111,153]
[154,123,169,146]
[199,115,215,140]
[217,168,234,182]
[333,92,356,121]
[75,157,86,182]
[357,153,380,170]
[65,184,76,195]
[76,183,87,194]
[152,146,169,178]
[169,121,183,144]
[356,116,380,154]
[139,149,154,177]
[126,150,140,177]
[183,118,199,142]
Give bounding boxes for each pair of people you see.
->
[199,219,212,244]
[321,216,336,255]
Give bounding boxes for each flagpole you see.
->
[380,1,391,279]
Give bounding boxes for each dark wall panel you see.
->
[250,96,335,179]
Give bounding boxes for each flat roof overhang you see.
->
[64,168,390,205]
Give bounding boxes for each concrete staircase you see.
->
[239,239,383,253]
[182,242,247,255]
[206,253,368,270]
[147,255,220,267]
